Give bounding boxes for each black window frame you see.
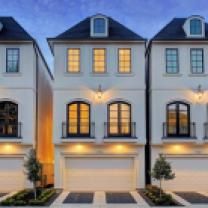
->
[6,48,20,73]
[165,48,179,74]
[67,101,91,137]
[0,101,18,137]
[107,101,131,137]
[166,101,190,137]
[190,48,204,74]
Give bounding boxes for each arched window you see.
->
[108,101,131,137]
[190,18,202,35]
[167,101,190,137]
[67,101,90,137]
[0,101,18,137]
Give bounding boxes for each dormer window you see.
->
[90,15,109,37]
[190,19,202,35]
[183,16,205,38]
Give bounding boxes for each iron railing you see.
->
[62,122,95,138]
[0,122,22,138]
[104,122,136,138]
[204,122,208,139]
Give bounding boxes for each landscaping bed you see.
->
[0,188,61,206]
[138,185,181,206]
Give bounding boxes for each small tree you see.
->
[151,155,175,198]
[24,149,42,199]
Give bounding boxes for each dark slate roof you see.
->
[152,18,208,41]
[48,16,145,41]
[0,17,34,41]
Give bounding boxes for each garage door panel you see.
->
[65,157,134,191]
[163,157,208,191]
[0,158,25,191]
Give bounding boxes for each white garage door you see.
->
[65,157,134,191]
[163,157,208,191]
[0,157,25,191]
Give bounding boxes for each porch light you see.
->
[196,84,204,101]
[96,85,103,100]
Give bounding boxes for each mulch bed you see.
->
[106,192,136,204]
[63,192,94,204]
[44,189,62,206]
[175,192,208,204]
[138,189,182,207]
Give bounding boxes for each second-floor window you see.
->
[6,48,19,73]
[166,48,179,74]
[118,49,131,73]
[67,49,80,73]
[190,49,204,74]
[93,48,106,73]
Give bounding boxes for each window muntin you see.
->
[191,49,204,74]
[93,49,106,73]
[118,49,131,73]
[167,102,190,137]
[166,49,179,74]
[108,102,131,136]
[190,19,202,35]
[67,102,90,137]
[67,49,80,73]
[94,18,106,34]
[6,48,19,73]
[0,101,18,137]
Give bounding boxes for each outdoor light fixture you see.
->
[96,84,103,100]
[196,84,204,101]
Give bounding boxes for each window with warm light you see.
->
[118,49,131,73]
[190,48,204,74]
[93,49,106,73]
[167,101,190,137]
[67,101,90,137]
[0,101,18,137]
[108,102,131,137]
[67,49,80,73]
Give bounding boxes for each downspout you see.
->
[145,40,152,185]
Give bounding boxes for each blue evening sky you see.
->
[0,0,208,71]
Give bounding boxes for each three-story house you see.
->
[149,15,208,191]
[48,14,146,191]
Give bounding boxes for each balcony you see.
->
[62,122,95,139]
[104,122,137,139]
[204,122,208,140]
[0,122,22,138]
[162,122,196,141]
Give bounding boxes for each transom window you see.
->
[6,48,19,73]
[118,49,131,73]
[94,18,106,34]
[67,101,90,137]
[190,19,202,35]
[0,101,18,137]
[167,102,190,137]
[93,49,106,73]
[67,49,80,73]
[166,48,179,74]
[108,102,131,137]
[190,49,204,74]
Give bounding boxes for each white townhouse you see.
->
[48,14,146,191]
[0,17,53,191]
[149,15,208,191]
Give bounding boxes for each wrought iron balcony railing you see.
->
[0,122,22,138]
[104,122,136,138]
[62,122,95,138]
[162,122,196,138]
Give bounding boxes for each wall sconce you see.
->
[196,84,204,101]
[96,84,103,100]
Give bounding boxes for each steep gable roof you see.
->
[48,16,145,41]
[0,17,34,41]
[152,18,208,41]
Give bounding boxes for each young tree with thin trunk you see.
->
[24,149,42,199]
[151,155,175,198]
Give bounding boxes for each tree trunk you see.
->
[33,181,37,200]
